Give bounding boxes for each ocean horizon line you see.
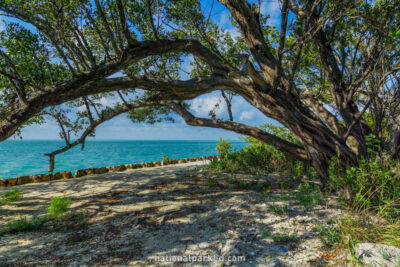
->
[0,140,247,178]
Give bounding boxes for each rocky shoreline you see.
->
[0,155,219,187]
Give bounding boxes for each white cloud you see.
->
[239,110,255,121]
[99,96,119,107]
[218,11,230,26]
[260,0,281,26]
[191,95,226,117]
[76,94,120,112]
[181,55,194,78]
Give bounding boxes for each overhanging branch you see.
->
[163,101,310,162]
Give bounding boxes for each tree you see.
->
[0,0,399,183]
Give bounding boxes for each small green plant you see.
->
[344,236,363,265]
[216,138,232,156]
[206,179,220,187]
[270,203,280,214]
[379,248,391,261]
[316,223,341,247]
[77,219,88,228]
[269,203,290,215]
[280,191,290,201]
[257,189,270,202]
[2,216,47,234]
[282,205,290,214]
[1,189,23,204]
[161,154,173,164]
[230,179,268,191]
[47,196,71,219]
[263,227,298,244]
[295,182,324,208]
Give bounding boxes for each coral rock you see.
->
[54,171,73,179]
[95,167,108,174]
[17,176,33,185]
[75,169,86,177]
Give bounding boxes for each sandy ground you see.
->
[0,161,352,266]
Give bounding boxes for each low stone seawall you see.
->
[0,156,219,188]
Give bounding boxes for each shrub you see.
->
[216,138,232,156]
[161,153,173,164]
[295,182,324,208]
[47,196,71,219]
[209,124,313,176]
[1,189,23,204]
[316,223,341,247]
[77,219,88,228]
[328,154,400,219]
[2,216,47,234]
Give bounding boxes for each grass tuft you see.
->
[47,196,71,219]
[1,189,23,204]
[2,216,48,234]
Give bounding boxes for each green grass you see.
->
[47,196,71,219]
[316,223,341,247]
[295,182,324,208]
[1,189,23,204]
[269,204,290,215]
[263,227,298,244]
[337,215,400,248]
[230,179,269,191]
[206,179,221,188]
[1,195,91,235]
[2,216,48,234]
[325,143,400,257]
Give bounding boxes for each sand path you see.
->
[0,161,347,266]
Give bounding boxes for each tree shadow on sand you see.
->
[0,164,337,266]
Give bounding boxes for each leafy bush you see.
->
[47,196,71,219]
[209,124,313,176]
[216,138,232,156]
[317,223,341,247]
[161,153,173,164]
[295,182,324,208]
[2,216,47,234]
[328,151,400,219]
[1,189,23,204]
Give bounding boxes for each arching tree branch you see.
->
[163,101,309,162]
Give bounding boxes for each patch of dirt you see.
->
[0,161,350,266]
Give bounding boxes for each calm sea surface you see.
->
[0,140,246,179]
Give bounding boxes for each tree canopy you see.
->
[0,0,399,182]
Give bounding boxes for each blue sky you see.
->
[2,0,283,141]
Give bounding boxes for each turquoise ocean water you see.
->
[0,140,246,179]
